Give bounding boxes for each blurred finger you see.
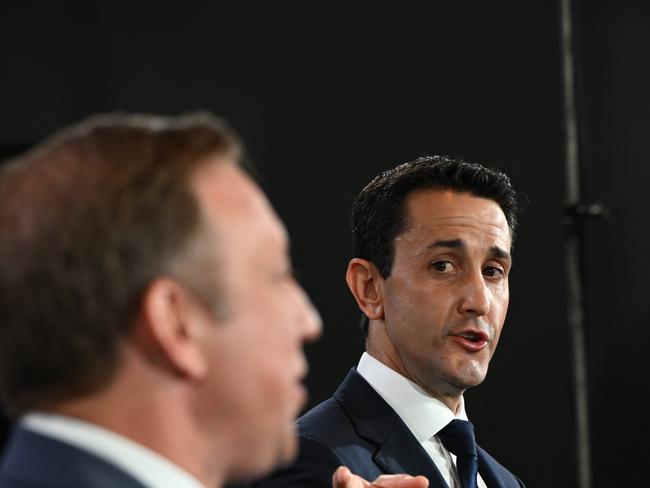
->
[371,474,429,487]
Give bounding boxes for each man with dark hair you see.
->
[0,113,428,488]
[254,156,525,487]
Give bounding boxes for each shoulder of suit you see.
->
[296,396,356,442]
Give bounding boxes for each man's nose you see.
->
[295,284,322,342]
[458,270,491,317]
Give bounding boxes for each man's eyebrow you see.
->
[489,245,511,261]
[427,239,464,250]
[426,240,512,261]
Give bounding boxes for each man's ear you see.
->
[135,278,210,381]
[345,258,384,321]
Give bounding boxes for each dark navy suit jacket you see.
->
[253,369,525,488]
[0,425,146,488]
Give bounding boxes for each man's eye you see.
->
[430,261,453,272]
[483,266,504,277]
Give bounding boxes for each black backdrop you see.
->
[1,2,648,487]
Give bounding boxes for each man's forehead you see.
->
[193,159,254,206]
[193,159,288,248]
[404,189,509,229]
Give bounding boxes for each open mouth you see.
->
[451,330,489,351]
[458,331,487,343]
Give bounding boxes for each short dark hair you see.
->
[351,155,519,337]
[0,112,241,415]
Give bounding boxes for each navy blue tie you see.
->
[437,419,479,488]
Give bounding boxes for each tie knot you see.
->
[437,419,477,457]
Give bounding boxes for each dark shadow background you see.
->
[0,2,647,487]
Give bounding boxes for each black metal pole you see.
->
[559,1,592,487]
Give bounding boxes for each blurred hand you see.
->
[332,466,429,488]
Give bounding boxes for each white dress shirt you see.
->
[357,352,487,488]
[21,412,205,488]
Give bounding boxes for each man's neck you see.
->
[365,341,464,414]
[46,357,225,488]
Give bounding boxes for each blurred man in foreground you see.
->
[0,113,426,488]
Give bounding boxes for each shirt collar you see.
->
[357,352,469,443]
[21,412,205,488]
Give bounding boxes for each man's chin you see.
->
[227,431,297,482]
[444,359,489,390]
[276,432,299,468]
[456,366,489,389]
[260,430,299,473]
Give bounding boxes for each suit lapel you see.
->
[334,369,450,487]
[373,420,449,486]
[478,445,521,488]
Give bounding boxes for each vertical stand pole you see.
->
[560,1,592,487]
